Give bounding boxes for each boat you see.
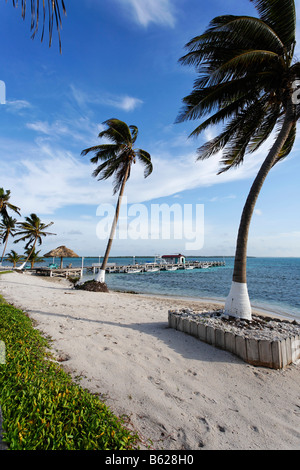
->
[201,263,210,269]
[127,267,143,273]
[145,267,160,273]
[165,266,177,271]
[184,265,194,270]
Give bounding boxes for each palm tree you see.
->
[82,118,153,286]
[24,247,44,269]
[0,188,21,220]
[177,0,299,319]
[5,249,24,268]
[0,216,18,264]
[9,0,66,52]
[14,213,55,268]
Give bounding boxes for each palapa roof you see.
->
[44,245,79,258]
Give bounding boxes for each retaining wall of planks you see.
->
[168,311,300,369]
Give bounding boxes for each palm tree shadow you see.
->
[0,280,71,292]
[28,308,239,364]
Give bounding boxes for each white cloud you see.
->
[103,95,143,111]
[1,112,294,220]
[70,84,143,113]
[26,117,104,144]
[1,138,273,216]
[5,100,32,112]
[254,209,263,216]
[116,0,176,27]
[209,195,236,203]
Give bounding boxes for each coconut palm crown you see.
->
[0,188,21,220]
[82,119,153,194]
[177,0,300,319]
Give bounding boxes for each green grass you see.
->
[0,302,139,450]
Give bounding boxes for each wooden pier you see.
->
[34,267,83,278]
[89,260,225,274]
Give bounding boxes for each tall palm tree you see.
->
[14,213,55,268]
[0,216,18,264]
[9,0,66,52]
[177,0,299,319]
[82,118,153,285]
[5,249,24,268]
[0,188,21,220]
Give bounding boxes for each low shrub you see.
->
[0,304,138,450]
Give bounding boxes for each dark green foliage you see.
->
[0,304,138,450]
[82,119,153,194]
[177,0,297,173]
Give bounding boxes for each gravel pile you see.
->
[169,308,300,341]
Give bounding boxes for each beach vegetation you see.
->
[67,275,80,287]
[0,303,139,450]
[177,0,299,320]
[14,213,55,269]
[4,250,24,268]
[8,0,66,53]
[82,118,153,289]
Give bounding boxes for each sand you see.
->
[0,271,299,450]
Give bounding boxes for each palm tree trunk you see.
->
[225,98,296,319]
[95,165,130,283]
[18,238,38,270]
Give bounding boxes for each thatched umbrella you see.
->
[44,245,79,269]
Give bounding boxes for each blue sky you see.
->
[0,0,299,258]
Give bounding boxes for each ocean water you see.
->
[78,256,300,319]
[4,256,299,318]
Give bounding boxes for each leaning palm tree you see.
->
[177,0,299,319]
[82,118,153,286]
[14,213,55,268]
[9,0,66,52]
[0,188,21,220]
[0,216,18,264]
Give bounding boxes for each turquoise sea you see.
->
[49,256,300,319]
[4,256,299,319]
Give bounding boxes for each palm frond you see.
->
[129,125,139,144]
[113,162,131,195]
[196,94,270,166]
[98,119,132,145]
[81,144,120,164]
[9,0,66,52]
[250,0,296,50]
[136,149,153,178]
[273,121,297,165]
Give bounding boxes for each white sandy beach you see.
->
[0,271,299,450]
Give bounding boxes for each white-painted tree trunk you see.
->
[95,269,106,283]
[16,262,27,270]
[224,281,252,320]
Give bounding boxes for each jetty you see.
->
[89,260,225,275]
[14,260,225,279]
